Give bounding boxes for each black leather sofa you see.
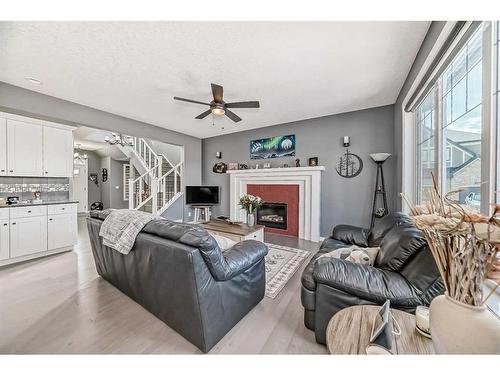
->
[301,213,444,345]
[87,211,268,352]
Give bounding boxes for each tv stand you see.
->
[192,205,212,223]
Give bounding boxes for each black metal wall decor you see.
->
[102,168,108,182]
[336,150,363,178]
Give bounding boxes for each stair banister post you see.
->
[151,177,158,214]
[128,179,134,209]
[174,165,178,195]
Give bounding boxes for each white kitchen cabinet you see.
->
[0,118,6,176]
[6,119,43,176]
[43,126,73,177]
[47,212,77,250]
[0,219,9,261]
[9,216,48,258]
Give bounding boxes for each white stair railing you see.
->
[127,137,183,214]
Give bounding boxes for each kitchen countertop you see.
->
[0,200,79,208]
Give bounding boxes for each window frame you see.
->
[412,22,497,215]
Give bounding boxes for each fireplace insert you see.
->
[257,202,287,230]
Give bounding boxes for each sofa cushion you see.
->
[368,212,413,246]
[331,225,370,247]
[319,237,349,252]
[375,225,427,271]
[313,258,422,306]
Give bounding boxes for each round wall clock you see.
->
[336,150,363,178]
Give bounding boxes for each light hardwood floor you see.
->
[0,217,327,354]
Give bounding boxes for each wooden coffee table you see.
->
[201,219,265,243]
[326,305,434,354]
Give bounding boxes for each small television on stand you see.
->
[186,186,219,223]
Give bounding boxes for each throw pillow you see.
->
[210,234,237,251]
[317,245,380,266]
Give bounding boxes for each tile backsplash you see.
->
[0,177,70,202]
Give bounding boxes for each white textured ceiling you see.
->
[0,22,429,138]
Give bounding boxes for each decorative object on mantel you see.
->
[102,168,108,182]
[238,164,249,170]
[308,157,318,166]
[239,194,263,226]
[336,149,363,178]
[282,163,289,168]
[369,153,390,229]
[250,134,295,159]
[295,158,301,167]
[254,164,261,169]
[228,163,239,171]
[212,162,227,174]
[263,163,271,169]
[215,151,222,159]
[401,174,500,354]
[104,133,134,147]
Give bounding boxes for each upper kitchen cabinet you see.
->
[0,112,75,178]
[0,118,6,176]
[7,119,43,177]
[43,126,73,177]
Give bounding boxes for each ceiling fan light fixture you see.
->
[211,107,225,116]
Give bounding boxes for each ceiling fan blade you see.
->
[226,101,260,109]
[195,109,212,119]
[173,97,211,106]
[211,83,224,102]
[225,109,242,123]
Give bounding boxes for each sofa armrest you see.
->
[215,240,268,281]
[331,225,370,247]
[313,258,421,306]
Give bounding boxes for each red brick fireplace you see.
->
[247,184,299,237]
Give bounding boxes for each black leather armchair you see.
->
[87,211,268,352]
[301,213,444,345]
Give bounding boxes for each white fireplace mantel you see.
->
[228,166,325,242]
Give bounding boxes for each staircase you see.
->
[125,137,183,215]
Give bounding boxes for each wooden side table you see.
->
[326,305,434,354]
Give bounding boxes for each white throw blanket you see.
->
[99,209,158,254]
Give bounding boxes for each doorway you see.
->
[73,161,88,213]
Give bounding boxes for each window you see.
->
[415,26,487,212]
[416,91,437,203]
[441,30,483,211]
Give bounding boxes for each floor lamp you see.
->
[369,153,391,229]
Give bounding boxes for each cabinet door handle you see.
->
[2,223,7,226]
[1,169,4,172]
[11,222,16,225]
[49,218,53,221]
[28,210,31,213]
[9,170,13,173]
[45,171,48,174]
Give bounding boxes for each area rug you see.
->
[264,243,310,299]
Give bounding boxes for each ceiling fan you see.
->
[173,83,260,123]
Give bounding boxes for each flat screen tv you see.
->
[185,186,219,205]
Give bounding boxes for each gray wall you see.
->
[393,21,446,210]
[0,82,202,219]
[202,105,395,236]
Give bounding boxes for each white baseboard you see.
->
[0,246,73,268]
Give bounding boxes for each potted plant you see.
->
[402,174,500,354]
[239,194,263,226]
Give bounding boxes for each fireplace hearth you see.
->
[257,202,287,230]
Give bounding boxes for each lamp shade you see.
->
[370,153,391,162]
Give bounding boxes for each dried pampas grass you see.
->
[401,173,500,306]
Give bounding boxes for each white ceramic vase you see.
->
[429,294,500,354]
